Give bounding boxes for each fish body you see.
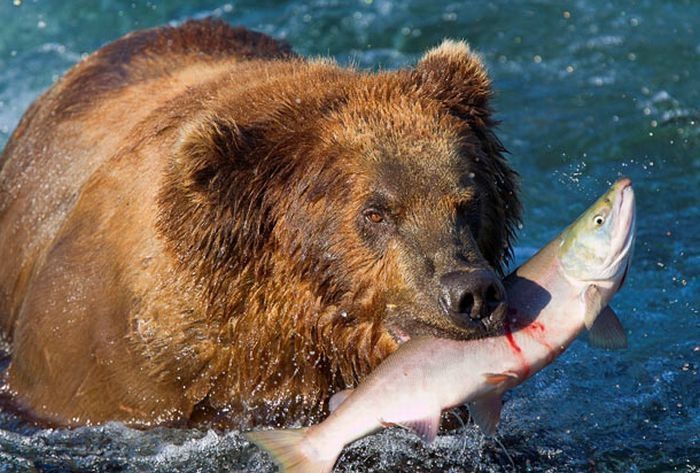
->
[246,178,636,473]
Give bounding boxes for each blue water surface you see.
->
[0,1,698,471]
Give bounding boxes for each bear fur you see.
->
[0,19,519,428]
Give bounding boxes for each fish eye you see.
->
[593,215,605,226]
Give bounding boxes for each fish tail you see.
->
[245,427,337,473]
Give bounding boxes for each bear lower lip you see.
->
[388,326,412,344]
[388,316,496,343]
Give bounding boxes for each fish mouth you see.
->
[606,177,636,276]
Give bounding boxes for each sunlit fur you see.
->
[0,20,520,428]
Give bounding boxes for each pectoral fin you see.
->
[391,410,441,444]
[328,389,354,413]
[468,395,503,436]
[484,372,519,386]
[588,306,627,349]
[583,285,606,329]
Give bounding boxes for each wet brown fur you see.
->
[0,20,519,428]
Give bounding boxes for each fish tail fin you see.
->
[245,427,337,473]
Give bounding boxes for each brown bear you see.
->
[0,19,519,428]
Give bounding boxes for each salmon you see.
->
[246,177,636,473]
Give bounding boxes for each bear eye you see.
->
[363,208,384,224]
[593,215,605,226]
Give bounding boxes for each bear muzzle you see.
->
[438,269,507,330]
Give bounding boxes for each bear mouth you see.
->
[386,314,502,345]
[387,325,412,344]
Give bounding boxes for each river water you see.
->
[0,1,698,471]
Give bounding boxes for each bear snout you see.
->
[438,269,507,329]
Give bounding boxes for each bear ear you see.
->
[173,114,255,198]
[413,40,492,117]
[159,113,272,279]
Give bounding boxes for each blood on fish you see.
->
[525,321,555,361]
[503,316,531,378]
[504,329,521,354]
[527,321,545,333]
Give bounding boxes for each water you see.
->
[0,1,698,471]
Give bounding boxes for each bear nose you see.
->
[439,270,506,326]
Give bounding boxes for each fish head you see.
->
[558,177,636,286]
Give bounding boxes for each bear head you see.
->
[158,40,520,418]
